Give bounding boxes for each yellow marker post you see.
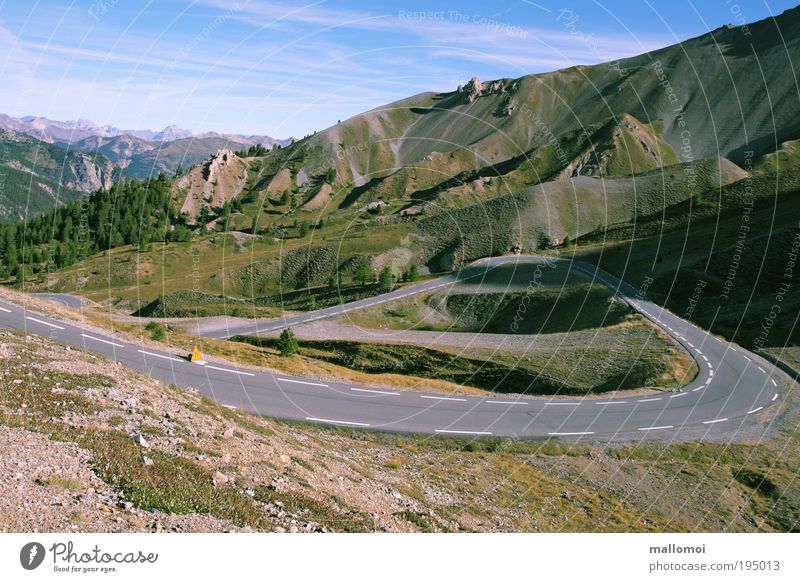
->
[190,345,204,363]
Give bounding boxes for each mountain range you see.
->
[0,115,293,218]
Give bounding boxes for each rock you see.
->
[143,456,154,467]
[461,76,482,103]
[221,453,232,464]
[212,471,229,487]
[222,427,235,439]
[118,501,134,511]
[279,454,291,464]
[131,433,149,447]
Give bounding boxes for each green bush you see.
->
[277,328,299,357]
[145,321,166,341]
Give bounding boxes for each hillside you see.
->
[224,7,799,219]
[0,130,115,220]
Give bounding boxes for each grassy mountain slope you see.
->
[232,7,799,216]
[574,139,800,351]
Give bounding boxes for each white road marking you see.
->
[597,401,627,405]
[421,395,467,402]
[81,333,124,348]
[772,393,779,402]
[137,350,183,363]
[547,431,595,436]
[747,407,763,414]
[637,398,662,403]
[638,425,673,431]
[758,366,766,373]
[486,400,527,405]
[306,417,370,427]
[770,379,777,387]
[703,418,728,425]
[435,429,492,435]
[543,402,581,406]
[670,392,688,398]
[25,316,64,330]
[222,404,237,410]
[0,306,11,313]
[204,365,255,377]
[693,386,705,392]
[277,378,328,387]
[350,387,400,396]
[701,355,709,362]
[743,355,751,362]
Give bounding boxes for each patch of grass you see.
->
[76,427,271,528]
[0,367,102,417]
[233,327,694,395]
[252,486,375,532]
[395,510,435,532]
[36,475,83,492]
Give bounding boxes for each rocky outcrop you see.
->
[64,154,115,192]
[174,148,247,219]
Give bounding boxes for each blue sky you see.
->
[0,0,796,138]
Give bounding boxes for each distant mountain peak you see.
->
[152,124,194,141]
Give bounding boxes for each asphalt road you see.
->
[1,255,786,440]
[33,293,87,308]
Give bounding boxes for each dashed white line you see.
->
[305,417,370,427]
[747,407,763,415]
[703,418,728,425]
[350,387,400,396]
[758,366,766,373]
[637,425,674,431]
[277,378,328,387]
[25,316,64,330]
[543,402,581,406]
[421,395,467,402]
[222,404,237,410]
[0,306,11,313]
[770,379,777,387]
[547,431,595,436]
[743,355,752,362]
[596,401,627,405]
[81,333,124,348]
[637,398,662,403]
[486,400,527,405]
[670,392,688,398]
[204,365,255,377]
[435,429,492,435]
[771,393,779,402]
[137,350,183,363]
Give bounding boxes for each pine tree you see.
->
[378,266,393,291]
[277,328,299,356]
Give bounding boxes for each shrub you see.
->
[378,266,393,291]
[277,328,299,357]
[145,321,166,341]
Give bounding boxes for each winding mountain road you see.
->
[2,255,787,440]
